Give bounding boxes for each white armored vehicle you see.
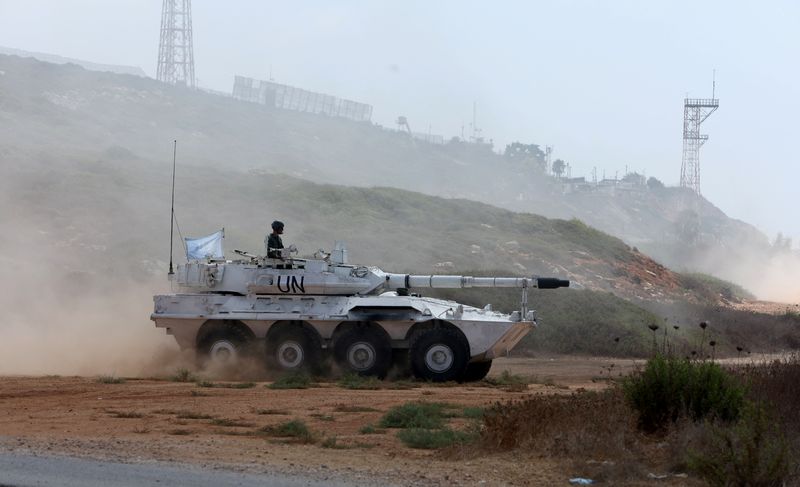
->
[151,242,569,382]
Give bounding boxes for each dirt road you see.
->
[0,357,642,486]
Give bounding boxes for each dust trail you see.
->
[0,282,181,377]
[0,221,184,376]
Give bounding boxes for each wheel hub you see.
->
[347,341,376,371]
[209,340,238,364]
[425,344,454,373]
[277,341,304,369]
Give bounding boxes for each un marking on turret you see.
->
[277,275,306,293]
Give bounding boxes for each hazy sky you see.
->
[1,1,798,243]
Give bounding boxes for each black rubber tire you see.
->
[409,327,469,382]
[265,325,322,373]
[460,360,493,383]
[333,326,392,378]
[196,324,252,368]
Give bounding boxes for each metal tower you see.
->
[680,96,718,194]
[156,0,195,88]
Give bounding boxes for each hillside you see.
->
[0,54,786,298]
[1,54,798,358]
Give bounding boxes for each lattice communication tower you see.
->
[157,0,195,88]
[680,96,718,194]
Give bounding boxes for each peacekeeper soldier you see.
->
[266,220,284,258]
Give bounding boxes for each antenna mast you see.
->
[168,140,177,276]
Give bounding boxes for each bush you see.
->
[258,420,314,443]
[623,355,746,431]
[380,402,448,429]
[397,428,476,449]
[359,424,384,434]
[169,368,195,382]
[267,372,313,389]
[688,402,791,486]
[96,375,125,384]
[338,373,382,390]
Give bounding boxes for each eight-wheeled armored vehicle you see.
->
[151,243,569,382]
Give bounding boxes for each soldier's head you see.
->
[271,220,284,234]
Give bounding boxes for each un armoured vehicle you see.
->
[151,243,569,382]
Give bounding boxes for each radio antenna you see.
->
[168,140,177,276]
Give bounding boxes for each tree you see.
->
[647,177,665,190]
[503,142,546,172]
[622,172,646,185]
[552,159,566,178]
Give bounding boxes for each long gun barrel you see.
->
[384,274,569,291]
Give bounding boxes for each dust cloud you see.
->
[0,225,183,377]
[687,239,800,303]
[731,253,800,304]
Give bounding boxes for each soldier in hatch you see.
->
[266,220,284,258]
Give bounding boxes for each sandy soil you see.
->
[0,356,692,486]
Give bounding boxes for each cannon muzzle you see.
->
[534,278,570,289]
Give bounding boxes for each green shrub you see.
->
[169,368,196,382]
[321,436,346,449]
[97,375,125,384]
[462,407,485,419]
[267,372,313,390]
[623,355,745,431]
[688,402,791,487]
[380,402,447,429]
[338,373,382,390]
[334,405,378,413]
[397,428,476,449]
[223,382,256,389]
[359,424,384,434]
[176,411,215,420]
[107,410,144,418]
[210,418,252,427]
[258,420,314,443]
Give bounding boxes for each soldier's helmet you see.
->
[271,220,284,231]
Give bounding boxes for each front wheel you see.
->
[460,360,493,382]
[409,328,469,382]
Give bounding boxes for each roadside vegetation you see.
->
[472,353,800,486]
[378,402,481,449]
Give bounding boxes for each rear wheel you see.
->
[460,360,493,382]
[265,325,322,373]
[334,326,392,378]
[409,327,469,382]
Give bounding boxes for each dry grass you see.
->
[474,356,800,485]
[481,388,635,456]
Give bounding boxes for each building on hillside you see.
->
[410,131,444,145]
[560,176,592,193]
[232,75,372,122]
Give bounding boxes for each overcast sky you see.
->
[1,0,798,244]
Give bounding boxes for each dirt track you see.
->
[0,356,676,486]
